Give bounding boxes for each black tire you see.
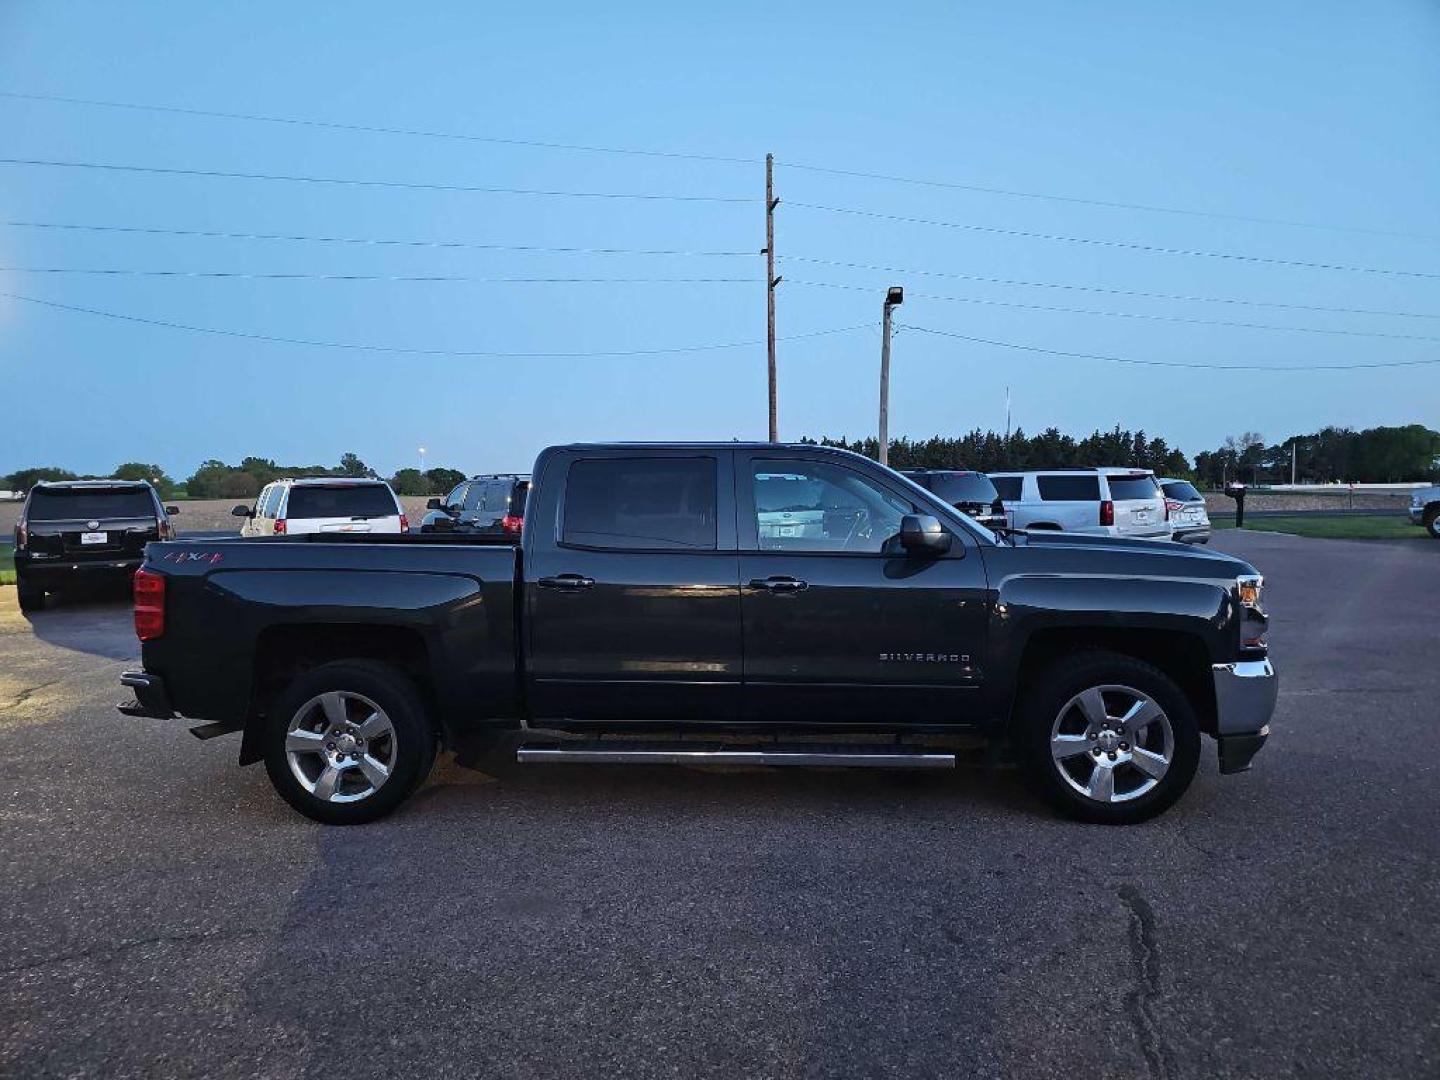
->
[263,660,438,825]
[1425,506,1440,540]
[16,578,44,614]
[1014,650,1201,825]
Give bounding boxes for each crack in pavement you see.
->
[0,679,62,712]
[1118,885,1177,1080]
[0,927,264,978]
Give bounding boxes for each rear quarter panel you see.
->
[141,539,519,735]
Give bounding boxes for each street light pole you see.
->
[878,286,904,467]
[418,446,426,474]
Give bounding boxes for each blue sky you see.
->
[2,1,1438,479]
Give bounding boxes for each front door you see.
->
[737,452,990,726]
[525,450,742,723]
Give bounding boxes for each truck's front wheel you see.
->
[1424,505,1440,539]
[1015,650,1200,825]
[263,661,438,825]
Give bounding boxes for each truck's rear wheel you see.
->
[1424,506,1440,539]
[1015,650,1200,825]
[263,661,437,825]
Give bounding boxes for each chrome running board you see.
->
[516,745,955,769]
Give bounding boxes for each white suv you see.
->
[235,478,408,537]
[989,468,1172,540]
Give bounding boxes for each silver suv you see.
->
[1410,485,1440,538]
[990,468,1173,540]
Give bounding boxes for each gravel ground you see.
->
[0,532,1436,1078]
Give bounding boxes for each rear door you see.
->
[1105,473,1167,537]
[524,450,742,723]
[1035,473,1102,532]
[736,452,990,725]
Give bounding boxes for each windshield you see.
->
[26,487,155,521]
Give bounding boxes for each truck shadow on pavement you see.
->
[13,589,139,662]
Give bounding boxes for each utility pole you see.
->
[764,153,780,442]
[878,286,904,467]
[1291,440,1297,485]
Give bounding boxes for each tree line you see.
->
[3,454,468,500]
[1192,424,1439,487]
[802,426,1192,477]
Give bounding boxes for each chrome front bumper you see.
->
[1212,659,1278,774]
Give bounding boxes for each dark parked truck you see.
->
[119,443,1277,826]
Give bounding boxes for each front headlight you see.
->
[1236,574,1263,608]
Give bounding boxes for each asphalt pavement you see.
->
[1,532,1436,1079]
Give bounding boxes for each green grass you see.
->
[1214,514,1424,540]
[0,549,13,586]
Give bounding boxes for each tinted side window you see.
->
[1107,476,1160,501]
[1037,475,1101,501]
[991,476,1024,501]
[446,483,469,511]
[563,458,716,551]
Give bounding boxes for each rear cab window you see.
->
[563,458,716,550]
[26,487,156,521]
[1037,475,1101,501]
[1105,475,1161,502]
[285,484,400,520]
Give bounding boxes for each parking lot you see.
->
[1,530,1436,1078]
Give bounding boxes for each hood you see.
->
[1010,528,1257,576]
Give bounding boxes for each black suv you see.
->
[420,474,529,535]
[13,481,178,612]
[900,469,1007,530]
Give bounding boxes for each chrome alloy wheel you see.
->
[1049,684,1174,804]
[284,691,397,804]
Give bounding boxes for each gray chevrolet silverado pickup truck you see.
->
[120,443,1277,826]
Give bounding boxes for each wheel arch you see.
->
[239,623,441,765]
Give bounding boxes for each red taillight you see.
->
[15,520,26,549]
[500,513,524,534]
[399,514,410,533]
[1099,500,1115,526]
[133,568,165,641]
[273,518,287,535]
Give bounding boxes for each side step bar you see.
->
[516,745,955,769]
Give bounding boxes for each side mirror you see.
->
[165,505,181,515]
[426,498,443,510]
[231,505,253,518]
[900,514,952,555]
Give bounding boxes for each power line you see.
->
[0,289,867,357]
[898,323,1440,370]
[0,90,759,165]
[788,202,1440,280]
[1,219,758,257]
[777,160,1434,242]
[0,157,756,202]
[0,267,755,284]
[781,255,1440,321]
[4,90,1419,241]
[788,279,1440,344]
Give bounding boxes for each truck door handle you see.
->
[748,576,808,593]
[538,573,595,590]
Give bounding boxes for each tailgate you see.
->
[29,517,158,558]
